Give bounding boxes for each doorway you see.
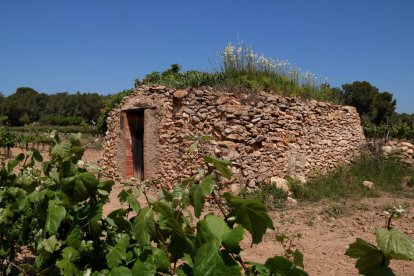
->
[127,110,144,180]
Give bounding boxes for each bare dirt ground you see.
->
[5,147,414,275]
[104,183,414,276]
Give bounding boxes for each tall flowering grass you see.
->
[220,42,333,101]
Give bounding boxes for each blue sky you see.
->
[1,0,413,113]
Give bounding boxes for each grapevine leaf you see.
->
[220,250,242,275]
[45,200,66,234]
[222,225,244,254]
[66,225,84,249]
[106,234,132,269]
[132,207,155,245]
[70,145,84,163]
[203,155,232,179]
[42,161,51,175]
[191,174,215,218]
[87,203,103,236]
[56,247,80,276]
[264,256,308,276]
[97,179,114,193]
[223,193,274,244]
[51,141,71,160]
[198,215,230,243]
[193,240,240,275]
[150,248,170,272]
[77,172,99,194]
[132,260,156,276]
[110,266,132,276]
[345,238,390,275]
[161,188,173,202]
[376,227,414,260]
[30,148,43,162]
[172,180,191,209]
[7,153,24,173]
[41,235,61,253]
[70,177,90,202]
[292,249,304,269]
[107,208,131,232]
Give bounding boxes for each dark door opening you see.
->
[127,110,144,180]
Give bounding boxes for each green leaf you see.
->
[222,225,244,254]
[223,193,274,244]
[376,227,414,260]
[198,215,230,243]
[66,226,85,250]
[45,200,66,234]
[203,155,232,179]
[191,174,215,217]
[106,234,132,269]
[42,161,51,175]
[98,179,114,193]
[172,179,192,209]
[110,266,132,276]
[77,172,99,194]
[193,241,241,276]
[265,256,308,276]
[150,248,171,272]
[51,141,72,160]
[132,260,156,276]
[161,188,173,202]
[30,148,43,162]
[41,235,61,253]
[345,238,390,275]
[292,249,304,269]
[7,153,24,173]
[71,177,89,202]
[56,247,80,276]
[188,140,199,154]
[132,207,155,245]
[70,145,84,163]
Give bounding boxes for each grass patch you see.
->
[289,153,414,202]
[133,42,341,103]
[240,184,288,209]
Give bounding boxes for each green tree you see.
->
[2,87,47,125]
[341,81,396,124]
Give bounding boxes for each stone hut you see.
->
[103,85,365,188]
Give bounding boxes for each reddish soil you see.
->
[104,183,414,275]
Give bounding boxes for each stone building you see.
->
[103,85,365,188]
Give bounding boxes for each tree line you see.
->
[0,87,105,126]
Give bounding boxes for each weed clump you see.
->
[240,183,288,209]
[289,153,414,202]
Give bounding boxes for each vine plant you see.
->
[346,205,414,275]
[0,134,308,275]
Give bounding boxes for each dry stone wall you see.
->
[103,85,366,189]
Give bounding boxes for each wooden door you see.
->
[127,110,144,180]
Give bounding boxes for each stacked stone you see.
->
[382,141,414,166]
[103,85,366,188]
